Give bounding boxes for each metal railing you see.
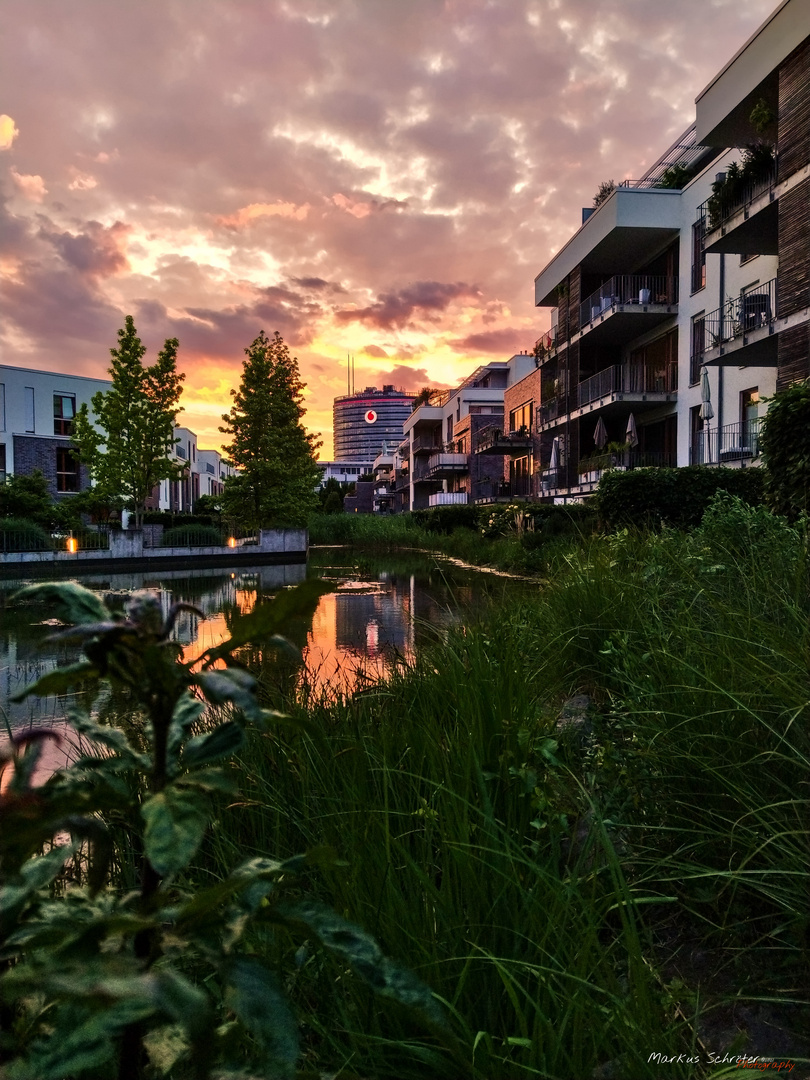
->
[537,468,565,492]
[539,395,568,425]
[703,279,777,351]
[577,362,677,409]
[534,328,558,358]
[474,476,534,501]
[428,492,468,507]
[691,419,762,465]
[412,434,443,454]
[579,274,677,328]
[698,160,778,233]
[577,450,676,476]
[475,425,533,453]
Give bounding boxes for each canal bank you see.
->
[0,527,308,576]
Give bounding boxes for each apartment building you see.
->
[396,354,536,512]
[524,0,808,501]
[1,363,229,514]
[0,365,111,497]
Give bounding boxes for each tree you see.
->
[220,331,322,529]
[758,379,810,520]
[72,316,185,528]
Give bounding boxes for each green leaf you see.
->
[67,707,151,768]
[225,958,299,1079]
[167,691,206,763]
[150,968,213,1043]
[278,903,442,1023]
[142,787,209,876]
[0,845,76,933]
[11,661,98,702]
[12,582,111,625]
[197,667,261,719]
[182,721,245,769]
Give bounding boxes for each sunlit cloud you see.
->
[0,114,19,150]
[9,166,47,201]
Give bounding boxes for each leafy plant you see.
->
[0,580,440,1080]
[655,162,692,189]
[592,180,615,208]
[759,379,810,519]
[0,517,53,552]
[161,523,224,547]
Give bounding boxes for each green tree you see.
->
[72,316,185,528]
[758,379,810,520]
[220,331,321,529]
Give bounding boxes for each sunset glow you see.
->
[1,0,774,457]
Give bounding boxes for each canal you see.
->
[1,546,532,770]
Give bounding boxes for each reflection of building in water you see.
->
[334,587,411,656]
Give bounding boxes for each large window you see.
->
[0,443,6,483]
[691,218,706,293]
[690,314,705,385]
[509,401,533,433]
[56,447,80,492]
[53,393,76,436]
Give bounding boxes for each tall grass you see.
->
[205,496,809,1078]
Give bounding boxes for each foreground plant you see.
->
[0,581,439,1080]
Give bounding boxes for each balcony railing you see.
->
[427,452,468,477]
[475,425,534,454]
[578,450,676,478]
[534,328,558,359]
[691,419,762,465]
[539,395,568,425]
[577,362,677,409]
[412,434,443,454]
[703,279,777,352]
[698,159,778,233]
[579,274,677,328]
[428,492,468,507]
[474,476,534,501]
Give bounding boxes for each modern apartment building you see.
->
[1,363,229,514]
[522,0,808,502]
[396,354,536,512]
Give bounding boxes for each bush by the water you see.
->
[142,510,218,527]
[0,516,53,551]
[161,522,224,546]
[595,464,764,528]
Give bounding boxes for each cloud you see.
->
[0,115,19,150]
[335,281,481,330]
[362,344,388,357]
[68,169,98,191]
[10,167,47,201]
[449,327,535,355]
[216,200,311,228]
[42,220,131,278]
[372,365,450,393]
[331,192,408,218]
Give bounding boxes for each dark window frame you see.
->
[56,446,80,492]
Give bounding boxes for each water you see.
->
[1,549,532,767]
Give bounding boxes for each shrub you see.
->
[411,504,481,533]
[758,380,810,520]
[595,465,765,530]
[141,511,217,527]
[0,517,53,551]
[162,523,224,547]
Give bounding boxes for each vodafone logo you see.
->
[364,409,378,424]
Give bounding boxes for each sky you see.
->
[1,0,777,459]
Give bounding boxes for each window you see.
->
[56,447,80,492]
[690,315,705,385]
[0,443,6,483]
[691,218,706,293]
[509,401,533,433]
[24,387,35,433]
[0,383,5,431]
[689,405,705,465]
[741,388,760,448]
[740,252,758,265]
[53,393,76,436]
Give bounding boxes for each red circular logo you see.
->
[364,410,377,424]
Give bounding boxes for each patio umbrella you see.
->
[625,413,639,448]
[700,366,714,422]
[593,417,608,449]
[549,437,560,473]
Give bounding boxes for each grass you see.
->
[201,496,810,1077]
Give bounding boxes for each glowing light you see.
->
[67,537,78,553]
[228,537,237,548]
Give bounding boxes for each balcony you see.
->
[474,476,534,503]
[426,451,468,478]
[428,492,468,507]
[701,279,784,367]
[475,425,534,455]
[539,395,569,426]
[577,450,676,484]
[534,328,559,363]
[412,434,443,454]
[700,163,779,256]
[691,420,762,465]
[576,275,677,347]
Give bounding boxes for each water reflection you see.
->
[1,550,528,742]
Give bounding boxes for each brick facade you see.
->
[12,435,91,499]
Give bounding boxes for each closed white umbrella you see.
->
[594,417,608,449]
[700,367,714,422]
[625,413,639,448]
[549,437,560,473]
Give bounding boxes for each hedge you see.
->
[594,466,765,530]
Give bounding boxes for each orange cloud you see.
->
[217,200,310,228]
[10,167,47,202]
[0,114,19,150]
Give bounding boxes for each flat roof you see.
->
[695,0,807,146]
